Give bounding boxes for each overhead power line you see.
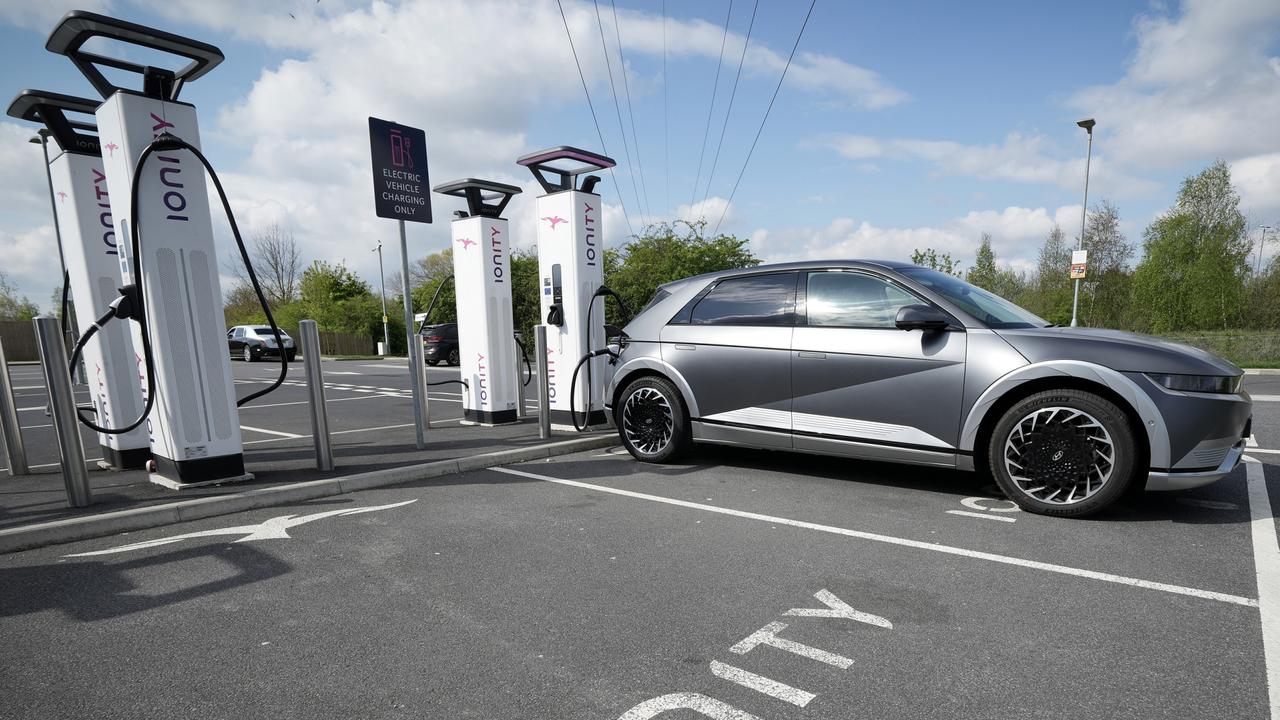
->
[663,0,669,219]
[700,0,757,220]
[593,0,648,222]
[713,0,817,237]
[691,0,734,216]
[555,0,636,239]
[610,0,652,225]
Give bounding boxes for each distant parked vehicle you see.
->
[227,325,296,362]
[422,322,460,366]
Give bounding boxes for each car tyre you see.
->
[447,349,460,366]
[243,346,255,363]
[426,359,440,367]
[988,389,1137,518]
[616,375,691,464]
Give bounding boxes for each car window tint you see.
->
[806,271,919,328]
[690,273,796,326]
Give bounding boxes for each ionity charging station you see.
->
[46,12,249,486]
[432,179,524,425]
[6,91,150,470]
[517,147,615,430]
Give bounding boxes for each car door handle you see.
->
[673,344,696,351]
[797,351,826,359]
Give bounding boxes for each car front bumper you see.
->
[1146,438,1246,491]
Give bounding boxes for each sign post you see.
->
[369,117,432,448]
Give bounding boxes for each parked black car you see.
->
[422,322,460,366]
[227,325,296,362]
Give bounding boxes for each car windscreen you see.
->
[899,268,1048,329]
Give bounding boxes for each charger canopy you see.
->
[433,178,523,219]
[6,90,101,156]
[46,11,223,101]
[517,146,614,194]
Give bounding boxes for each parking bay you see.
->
[1,444,1272,719]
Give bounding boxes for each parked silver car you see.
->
[604,261,1252,517]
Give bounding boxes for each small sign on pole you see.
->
[368,117,432,223]
[1070,249,1088,280]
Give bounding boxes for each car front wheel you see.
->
[447,349,460,366]
[988,389,1137,518]
[243,346,255,363]
[616,376,691,463]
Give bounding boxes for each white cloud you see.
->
[1232,153,1280,222]
[821,132,1159,196]
[750,204,1082,272]
[1070,0,1280,172]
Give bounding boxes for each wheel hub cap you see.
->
[1003,406,1114,505]
[622,388,674,455]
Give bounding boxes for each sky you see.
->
[1,0,1279,310]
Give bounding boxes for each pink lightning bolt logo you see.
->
[105,142,119,157]
[456,238,476,250]
[542,216,566,230]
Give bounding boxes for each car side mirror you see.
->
[895,304,951,331]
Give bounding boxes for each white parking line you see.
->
[1251,449,1280,456]
[946,509,1017,523]
[0,458,104,473]
[240,425,303,439]
[1246,457,1280,720]
[240,418,465,445]
[493,465,1258,608]
[1255,395,1280,402]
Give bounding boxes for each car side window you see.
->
[805,271,921,328]
[690,273,797,326]
[233,327,245,338]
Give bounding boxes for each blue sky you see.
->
[2,0,1278,309]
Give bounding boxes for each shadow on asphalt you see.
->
[0,544,292,621]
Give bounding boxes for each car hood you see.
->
[994,327,1241,376]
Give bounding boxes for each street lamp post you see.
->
[1258,225,1275,277]
[373,242,390,355]
[1070,118,1095,328]
[30,131,69,330]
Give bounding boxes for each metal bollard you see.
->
[34,316,90,507]
[299,320,333,471]
[416,338,432,432]
[0,337,28,476]
[535,325,551,440]
[513,333,526,421]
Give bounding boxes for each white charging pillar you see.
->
[6,91,150,469]
[48,12,247,486]
[517,147,615,430]
[433,179,524,425]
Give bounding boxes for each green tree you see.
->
[1026,225,1073,325]
[1131,161,1251,332]
[294,260,384,338]
[1078,200,1133,329]
[966,234,998,290]
[604,220,758,318]
[0,273,39,321]
[409,248,457,327]
[910,248,962,277]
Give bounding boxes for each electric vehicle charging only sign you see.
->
[368,117,432,223]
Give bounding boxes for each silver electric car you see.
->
[603,261,1252,517]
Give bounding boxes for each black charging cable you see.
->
[68,132,287,434]
[568,287,631,432]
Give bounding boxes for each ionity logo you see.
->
[456,237,476,250]
[56,191,67,203]
[105,142,118,157]
[542,216,566,230]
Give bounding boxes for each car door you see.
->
[661,271,797,449]
[790,269,966,466]
[228,327,243,356]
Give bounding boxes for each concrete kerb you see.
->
[0,434,617,554]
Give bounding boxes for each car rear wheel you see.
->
[988,389,1137,518]
[426,359,439,367]
[616,376,690,463]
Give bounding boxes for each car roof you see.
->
[661,259,915,290]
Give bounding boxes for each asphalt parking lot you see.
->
[1,370,1279,719]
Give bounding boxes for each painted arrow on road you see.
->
[64,500,418,557]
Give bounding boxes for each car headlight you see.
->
[1145,373,1242,394]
